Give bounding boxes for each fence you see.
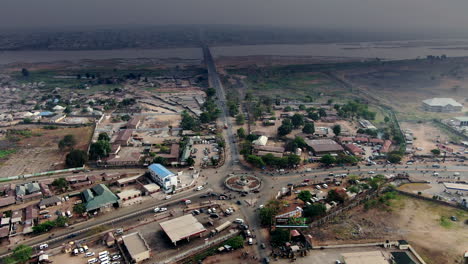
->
[395,190,467,211]
[0,167,85,182]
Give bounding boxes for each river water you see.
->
[2,39,468,64]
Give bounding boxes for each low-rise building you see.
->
[81,184,119,212]
[38,196,62,209]
[306,139,344,156]
[422,98,463,112]
[122,232,151,263]
[148,164,178,193]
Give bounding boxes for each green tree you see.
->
[332,124,341,136]
[431,149,441,155]
[291,113,304,128]
[297,190,312,203]
[270,229,289,246]
[303,204,326,218]
[320,154,336,165]
[225,236,244,249]
[97,132,110,141]
[259,207,276,227]
[246,155,265,168]
[186,157,195,166]
[206,88,216,97]
[302,122,315,134]
[387,153,402,164]
[51,178,69,191]
[180,111,199,130]
[299,104,306,111]
[153,156,167,165]
[66,149,88,167]
[384,116,390,123]
[235,113,245,125]
[284,106,292,112]
[11,245,32,263]
[23,118,32,124]
[237,127,246,138]
[89,140,111,160]
[58,134,77,151]
[327,189,347,203]
[287,154,301,167]
[55,216,68,227]
[21,68,29,77]
[278,119,293,136]
[73,203,86,215]
[308,112,319,121]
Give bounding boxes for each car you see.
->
[39,244,48,250]
[67,233,77,239]
[335,260,342,264]
[210,213,219,218]
[87,258,98,264]
[85,252,95,257]
[451,216,458,221]
[263,257,270,264]
[322,184,328,189]
[259,204,264,209]
[315,185,321,190]
[115,228,124,235]
[240,224,249,230]
[303,179,310,182]
[101,261,110,264]
[111,262,120,264]
[112,255,121,260]
[79,247,84,254]
[287,183,293,186]
[195,186,204,191]
[98,251,109,257]
[234,218,244,224]
[200,194,209,198]
[192,209,200,215]
[183,199,192,205]
[99,256,109,262]
[154,207,161,213]
[236,200,242,205]
[159,207,168,212]
[260,243,266,249]
[454,172,460,176]
[368,171,375,174]
[248,238,253,245]
[245,230,252,237]
[165,195,172,200]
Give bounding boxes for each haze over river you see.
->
[2,39,468,64]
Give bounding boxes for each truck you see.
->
[214,221,232,233]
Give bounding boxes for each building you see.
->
[345,144,365,156]
[126,116,141,129]
[159,214,207,245]
[422,98,463,112]
[38,196,62,209]
[443,183,468,195]
[114,130,133,146]
[359,119,377,130]
[148,164,178,193]
[122,232,150,263]
[156,144,180,163]
[0,197,15,208]
[117,189,142,202]
[81,184,119,212]
[252,136,268,146]
[341,251,388,264]
[305,139,344,156]
[454,117,468,127]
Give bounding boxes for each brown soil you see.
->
[309,195,468,264]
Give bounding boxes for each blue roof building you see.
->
[148,164,178,193]
[39,111,54,117]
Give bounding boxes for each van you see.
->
[39,244,48,250]
[88,258,98,264]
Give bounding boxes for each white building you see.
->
[252,135,268,146]
[422,98,463,113]
[148,163,178,193]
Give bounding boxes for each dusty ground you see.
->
[309,194,468,264]
[0,125,93,178]
[203,249,258,264]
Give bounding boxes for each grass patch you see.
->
[439,216,454,229]
[0,149,16,159]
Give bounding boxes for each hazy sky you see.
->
[2,0,468,32]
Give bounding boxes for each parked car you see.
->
[159,207,168,212]
[234,218,244,224]
[248,238,253,245]
[111,255,121,260]
[154,207,161,213]
[165,195,172,200]
[85,252,95,257]
[38,244,48,250]
[195,186,204,191]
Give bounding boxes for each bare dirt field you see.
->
[401,121,461,154]
[203,250,258,264]
[309,194,468,264]
[0,125,93,178]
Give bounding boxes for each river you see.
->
[2,39,468,64]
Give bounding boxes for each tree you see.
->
[259,207,276,227]
[73,203,86,215]
[225,236,244,249]
[332,124,341,136]
[270,229,289,246]
[327,189,347,203]
[302,122,315,134]
[237,127,246,138]
[55,216,68,227]
[52,178,69,191]
[180,111,199,130]
[206,88,216,97]
[98,132,110,141]
[235,114,245,125]
[153,156,167,165]
[284,106,292,112]
[89,140,111,160]
[246,155,265,168]
[186,157,195,166]
[291,113,304,128]
[199,112,211,123]
[431,149,441,155]
[11,245,32,263]
[21,68,29,77]
[297,190,312,203]
[303,204,326,218]
[23,118,32,124]
[384,116,390,123]
[66,149,88,167]
[318,108,327,117]
[299,104,306,111]
[320,154,336,165]
[387,153,402,164]
[335,154,359,165]
[308,112,319,121]
[278,118,293,136]
[287,154,301,167]
[58,134,77,151]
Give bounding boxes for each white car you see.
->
[87,258,98,264]
[234,218,244,224]
[159,207,168,212]
[39,244,48,250]
[154,207,161,213]
[195,186,204,191]
[315,185,321,190]
[322,184,328,189]
[368,171,375,174]
[85,252,95,257]
[454,172,460,176]
[165,195,172,200]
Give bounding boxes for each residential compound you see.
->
[422,97,463,112]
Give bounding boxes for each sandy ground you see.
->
[203,249,259,264]
[0,126,93,178]
[309,195,468,264]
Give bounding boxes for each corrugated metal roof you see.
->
[148,164,174,179]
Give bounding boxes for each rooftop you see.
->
[423,98,462,107]
[82,184,119,211]
[148,163,175,179]
[342,251,388,264]
[159,214,206,244]
[306,139,344,153]
[122,232,150,259]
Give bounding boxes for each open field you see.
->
[0,125,93,177]
[309,194,468,264]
